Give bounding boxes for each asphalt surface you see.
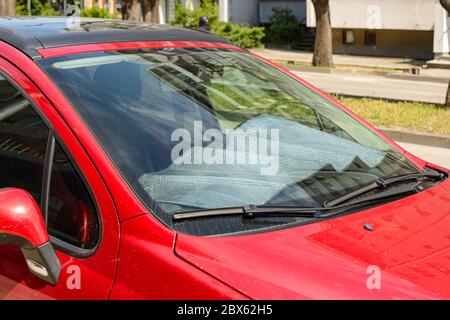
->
[292,70,449,104]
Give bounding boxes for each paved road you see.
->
[398,142,450,169]
[292,70,448,104]
[253,48,417,70]
[255,48,450,79]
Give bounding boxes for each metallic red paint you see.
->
[0,39,447,299]
[0,41,148,222]
[109,214,246,299]
[0,54,120,299]
[175,176,450,299]
[38,41,242,58]
[0,188,48,247]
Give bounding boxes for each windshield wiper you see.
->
[173,171,446,222]
[172,205,325,222]
[323,171,445,208]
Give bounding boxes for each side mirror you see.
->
[0,188,61,285]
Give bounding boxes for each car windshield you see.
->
[39,48,420,236]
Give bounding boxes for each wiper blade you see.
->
[173,172,445,222]
[324,172,444,208]
[172,205,324,222]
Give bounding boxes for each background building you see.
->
[306,0,449,60]
[79,0,307,26]
[157,0,306,25]
[80,0,450,61]
[217,0,306,25]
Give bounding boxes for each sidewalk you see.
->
[251,48,449,104]
[292,70,448,104]
[398,142,450,169]
[251,48,450,80]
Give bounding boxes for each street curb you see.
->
[379,128,450,149]
[327,92,445,105]
[270,61,449,84]
[385,73,449,84]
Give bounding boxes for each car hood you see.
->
[175,178,450,299]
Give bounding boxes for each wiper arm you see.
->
[172,205,324,222]
[324,171,444,208]
[173,172,446,222]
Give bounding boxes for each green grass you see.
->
[334,96,450,136]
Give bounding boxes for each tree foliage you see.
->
[16,0,59,16]
[267,7,299,44]
[213,22,265,48]
[82,6,118,18]
[171,0,218,28]
[171,0,264,49]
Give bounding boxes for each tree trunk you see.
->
[0,0,16,16]
[7,0,15,15]
[122,0,131,20]
[122,0,143,21]
[446,81,450,107]
[152,0,160,23]
[311,0,333,67]
[143,0,160,23]
[440,0,450,12]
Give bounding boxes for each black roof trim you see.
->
[0,17,230,59]
[0,26,43,59]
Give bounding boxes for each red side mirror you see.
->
[0,188,61,285]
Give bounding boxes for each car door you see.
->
[0,58,120,299]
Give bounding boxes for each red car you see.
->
[0,17,449,300]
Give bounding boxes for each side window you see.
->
[0,74,99,250]
[0,75,48,203]
[47,142,99,250]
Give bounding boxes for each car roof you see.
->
[0,17,230,59]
